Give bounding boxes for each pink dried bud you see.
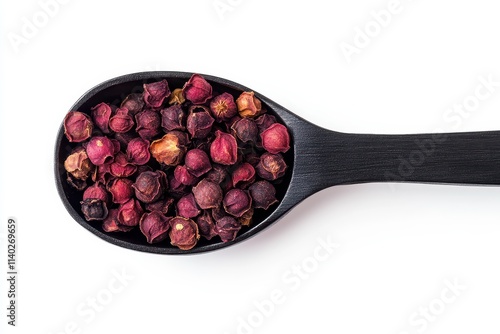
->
[256,153,287,181]
[223,189,252,217]
[236,91,262,118]
[102,209,134,232]
[64,111,93,142]
[135,109,161,140]
[210,130,238,165]
[215,216,242,242]
[169,217,200,250]
[139,211,171,244]
[231,162,255,188]
[261,123,290,154]
[143,80,171,108]
[210,92,237,122]
[196,210,217,240]
[185,149,212,177]
[86,136,116,165]
[83,182,108,202]
[132,170,168,203]
[160,104,186,131]
[187,106,215,139]
[110,152,137,178]
[146,197,174,215]
[117,198,143,227]
[255,114,276,133]
[121,93,144,114]
[182,74,212,104]
[231,118,259,143]
[126,137,150,165]
[176,193,201,218]
[192,179,223,209]
[249,180,278,210]
[91,103,113,133]
[64,147,94,181]
[174,165,199,186]
[109,107,135,133]
[150,132,187,166]
[107,178,134,204]
[80,198,108,221]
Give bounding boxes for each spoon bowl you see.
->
[55,71,500,255]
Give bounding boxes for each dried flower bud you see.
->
[215,216,242,242]
[187,106,215,139]
[135,109,161,140]
[83,182,108,203]
[161,104,186,131]
[249,180,278,210]
[231,162,255,188]
[176,193,201,218]
[210,130,238,165]
[102,209,134,232]
[150,132,187,166]
[121,93,144,114]
[91,103,113,133]
[168,88,185,105]
[132,170,167,203]
[64,111,93,142]
[223,189,252,217]
[139,211,171,244]
[86,136,116,166]
[210,92,237,122]
[117,198,143,227]
[107,178,134,204]
[192,179,223,209]
[64,147,94,181]
[110,152,137,178]
[109,107,135,133]
[231,118,259,143]
[236,91,262,118]
[238,206,253,226]
[80,198,108,221]
[255,114,276,133]
[169,217,200,250]
[260,123,290,154]
[256,153,287,180]
[185,149,212,177]
[146,197,174,215]
[126,137,150,165]
[182,74,212,104]
[174,165,199,186]
[196,210,217,240]
[143,80,171,108]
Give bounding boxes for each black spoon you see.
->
[54,71,500,255]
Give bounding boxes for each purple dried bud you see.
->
[107,178,134,204]
[256,153,287,181]
[174,165,199,186]
[64,111,93,142]
[185,149,212,177]
[206,164,229,185]
[80,198,108,221]
[139,211,171,244]
[187,106,215,139]
[121,93,145,114]
[117,198,143,227]
[160,104,186,131]
[231,118,259,143]
[210,130,238,165]
[223,189,252,217]
[150,132,187,166]
[167,174,187,199]
[110,152,137,178]
[210,92,237,122]
[135,109,161,140]
[169,217,200,250]
[255,114,277,133]
[64,147,94,181]
[261,123,290,154]
[126,138,150,165]
[176,193,201,218]
[109,107,135,133]
[215,216,242,242]
[83,182,108,202]
[132,170,167,203]
[192,179,223,210]
[143,80,171,108]
[102,209,134,232]
[146,197,174,215]
[231,162,256,188]
[196,210,217,240]
[182,74,212,105]
[91,103,113,133]
[249,180,278,210]
[236,91,262,118]
[86,136,116,165]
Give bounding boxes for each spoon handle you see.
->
[303,127,500,191]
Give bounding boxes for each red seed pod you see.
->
[182,74,212,105]
[196,210,217,240]
[223,189,252,218]
[260,123,290,154]
[210,92,237,122]
[255,153,287,181]
[83,182,109,203]
[255,114,276,133]
[64,111,93,142]
[91,103,113,133]
[192,179,223,210]
[176,193,201,218]
[231,162,256,188]
[86,136,116,165]
[110,152,137,178]
[102,209,134,232]
[185,149,212,177]
[117,198,143,227]
[121,93,145,115]
[109,107,134,133]
[135,109,161,140]
[248,180,278,210]
[187,105,214,139]
[160,104,186,131]
[107,178,134,204]
[126,137,150,165]
[139,211,171,244]
[169,216,200,250]
[132,170,168,203]
[215,216,242,242]
[174,165,199,186]
[146,197,174,215]
[210,130,238,165]
[231,118,258,143]
[143,80,171,108]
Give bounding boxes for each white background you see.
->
[1,0,500,333]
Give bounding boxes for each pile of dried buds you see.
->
[62,74,290,250]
